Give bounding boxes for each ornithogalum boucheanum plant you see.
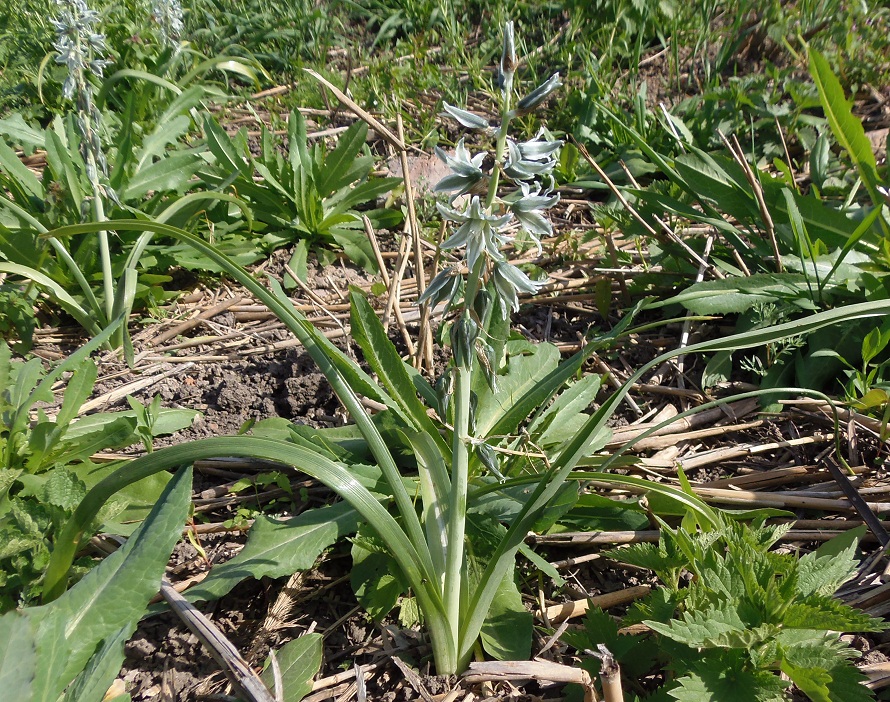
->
[38,23,890,682]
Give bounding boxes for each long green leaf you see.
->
[0,139,43,201]
[0,262,98,336]
[315,121,368,196]
[48,220,431,581]
[184,502,360,603]
[349,290,449,454]
[809,50,889,236]
[0,612,36,697]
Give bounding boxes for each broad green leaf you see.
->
[479,567,532,661]
[136,115,191,168]
[62,626,130,702]
[782,596,883,633]
[315,121,368,196]
[0,114,45,150]
[44,126,83,207]
[655,273,818,314]
[474,340,560,437]
[184,501,360,603]
[328,228,376,271]
[533,373,601,447]
[261,634,322,702]
[702,350,732,388]
[123,152,204,200]
[204,117,249,176]
[331,177,402,212]
[51,465,192,683]
[0,139,43,201]
[0,611,36,697]
[351,537,406,620]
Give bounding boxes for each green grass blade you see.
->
[349,290,450,455]
[809,49,890,236]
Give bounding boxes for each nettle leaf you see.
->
[780,640,872,702]
[670,665,787,702]
[647,604,747,648]
[797,526,864,597]
[783,596,885,633]
[41,469,86,511]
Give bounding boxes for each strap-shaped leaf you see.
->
[349,290,450,455]
[810,49,889,235]
[315,120,369,196]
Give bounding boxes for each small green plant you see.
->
[568,513,884,701]
[0,325,198,609]
[199,111,402,272]
[0,465,192,702]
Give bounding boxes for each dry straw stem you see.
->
[719,130,782,273]
[159,577,276,702]
[582,480,890,513]
[149,296,243,347]
[542,584,652,624]
[303,69,403,150]
[464,660,597,702]
[571,138,722,278]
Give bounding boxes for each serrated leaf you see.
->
[797,526,864,597]
[42,470,86,511]
[646,605,747,648]
[669,666,786,702]
[185,501,360,603]
[783,596,885,633]
[261,634,322,702]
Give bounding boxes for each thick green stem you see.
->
[444,361,472,665]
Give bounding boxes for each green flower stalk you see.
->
[150,0,184,49]
[420,20,562,662]
[52,0,116,326]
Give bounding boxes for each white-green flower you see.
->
[491,260,540,315]
[510,182,560,250]
[516,72,562,115]
[151,0,184,48]
[504,132,561,182]
[437,197,512,271]
[434,139,487,197]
